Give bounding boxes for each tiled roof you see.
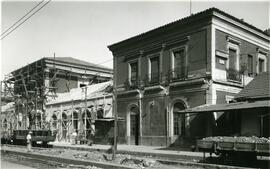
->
[235,72,270,100]
[45,57,112,71]
[108,7,269,49]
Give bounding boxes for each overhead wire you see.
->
[1,0,45,37]
[1,0,51,40]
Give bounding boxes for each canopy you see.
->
[178,100,270,113]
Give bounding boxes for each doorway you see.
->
[130,106,139,145]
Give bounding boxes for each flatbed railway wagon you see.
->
[12,129,56,146]
[1,129,56,146]
[197,136,270,161]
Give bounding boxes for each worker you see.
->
[26,131,32,152]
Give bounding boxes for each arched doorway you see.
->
[51,114,58,136]
[36,113,42,129]
[173,102,186,137]
[73,110,79,133]
[129,106,139,145]
[82,110,91,139]
[62,112,68,141]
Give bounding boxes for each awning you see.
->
[178,100,270,113]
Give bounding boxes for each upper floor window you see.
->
[258,58,265,73]
[257,52,267,74]
[226,42,241,82]
[247,55,253,75]
[171,47,187,79]
[129,62,138,80]
[128,61,139,88]
[228,48,237,71]
[148,56,160,83]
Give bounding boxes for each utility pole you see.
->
[190,0,192,15]
[112,57,117,160]
[84,85,87,138]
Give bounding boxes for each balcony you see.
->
[144,72,162,87]
[167,67,187,82]
[124,77,140,90]
[226,68,242,82]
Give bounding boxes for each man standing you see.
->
[26,131,32,152]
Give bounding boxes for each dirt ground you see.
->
[1,145,201,169]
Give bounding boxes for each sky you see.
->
[1,0,269,80]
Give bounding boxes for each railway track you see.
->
[2,143,266,169]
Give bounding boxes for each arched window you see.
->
[62,112,68,140]
[173,102,186,136]
[52,114,57,129]
[35,111,42,129]
[82,110,91,138]
[73,110,79,133]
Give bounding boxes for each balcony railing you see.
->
[226,69,242,82]
[167,67,187,82]
[143,72,163,87]
[124,77,140,90]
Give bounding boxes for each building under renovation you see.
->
[1,56,113,143]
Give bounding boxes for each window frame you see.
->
[257,52,267,74]
[147,53,161,82]
[170,46,187,70]
[247,54,254,74]
[128,59,139,82]
[226,43,240,71]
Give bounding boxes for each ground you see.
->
[1,145,204,169]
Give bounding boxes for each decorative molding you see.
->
[226,35,241,45]
[213,19,269,50]
[213,12,269,41]
[216,50,229,59]
[169,78,206,88]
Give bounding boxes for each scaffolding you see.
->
[2,57,58,130]
[2,55,111,142]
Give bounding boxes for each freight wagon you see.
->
[197,136,270,161]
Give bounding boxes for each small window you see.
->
[258,58,265,73]
[247,55,253,74]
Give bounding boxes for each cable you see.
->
[95,58,113,65]
[1,0,51,40]
[1,0,44,36]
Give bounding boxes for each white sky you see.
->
[1,0,269,80]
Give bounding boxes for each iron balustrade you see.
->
[167,67,187,82]
[226,68,242,82]
[144,72,163,86]
[125,77,140,90]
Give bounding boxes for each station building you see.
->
[108,8,270,147]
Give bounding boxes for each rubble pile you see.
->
[202,136,270,143]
